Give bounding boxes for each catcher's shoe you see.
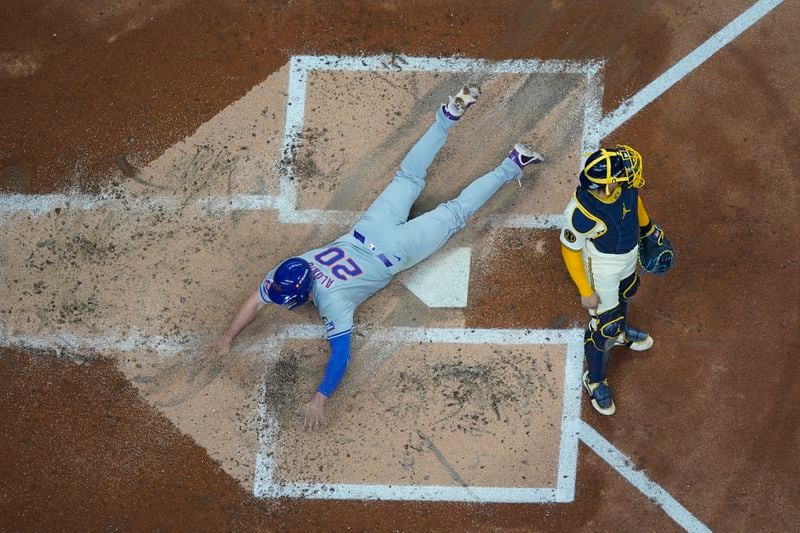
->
[508,143,544,169]
[442,84,481,120]
[583,371,616,416]
[615,326,654,351]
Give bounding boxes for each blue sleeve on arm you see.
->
[317,332,351,397]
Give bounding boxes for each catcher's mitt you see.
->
[639,223,674,275]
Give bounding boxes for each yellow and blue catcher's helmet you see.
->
[579,145,644,193]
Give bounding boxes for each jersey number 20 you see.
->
[314,248,363,281]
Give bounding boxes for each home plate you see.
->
[401,247,471,308]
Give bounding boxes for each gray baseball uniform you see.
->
[259,105,524,396]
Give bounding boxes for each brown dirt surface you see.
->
[0,348,274,531]
[0,346,679,532]
[2,0,799,531]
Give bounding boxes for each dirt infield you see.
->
[2,1,799,531]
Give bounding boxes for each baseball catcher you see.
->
[560,145,674,415]
[199,85,544,429]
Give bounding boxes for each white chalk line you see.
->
[0,324,292,358]
[277,323,585,345]
[593,0,784,140]
[255,382,278,487]
[293,54,603,75]
[0,321,585,356]
[555,338,584,502]
[578,422,711,532]
[253,326,585,503]
[1,55,595,230]
[253,481,560,503]
[279,55,601,229]
[581,64,605,153]
[0,191,565,229]
[0,326,189,357]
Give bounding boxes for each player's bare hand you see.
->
[302,392,327,431]
[581,292,600,311]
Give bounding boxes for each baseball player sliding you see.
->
[200,85,544,428]
[560,146,673,416]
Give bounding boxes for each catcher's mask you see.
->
[267,257,313,309]
[579,145,644,194]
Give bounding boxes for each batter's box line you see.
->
[253,325,584,504]
[0,188,566,231]
[278,54,604,230]
[0,53,594,231]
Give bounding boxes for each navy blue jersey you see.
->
[562,186,640,254]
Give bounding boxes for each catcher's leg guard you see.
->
[614,272,654,351]
[584,304,625,382]
[615,325,654,351]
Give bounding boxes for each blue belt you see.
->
[353,230,393,268]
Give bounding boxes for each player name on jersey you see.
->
[309,262,335,289]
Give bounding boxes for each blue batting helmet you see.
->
[267,257,313,309]
[579,145,644,192]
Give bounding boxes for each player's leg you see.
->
[391,144,542,272]
[614,271,654,351]
[357,85,480,231]
[581,250,628,416]
[582,304,624,416]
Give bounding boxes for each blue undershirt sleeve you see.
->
[317,332,351,397]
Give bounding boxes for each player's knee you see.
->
[394,169,426,192]
[598,305,625,339]
[619,272,640,302]
[588,304,626,351]
[442,200,467,230]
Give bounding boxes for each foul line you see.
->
[579,422,711,532]
[594,0,784,140]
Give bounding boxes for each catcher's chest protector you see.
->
[576,187,640,254]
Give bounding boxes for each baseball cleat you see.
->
[441,84,481,120]
[508,143,544,169]
[615,326,654,351]
[583,371,616,416]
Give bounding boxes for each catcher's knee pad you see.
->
[619,272,640,303]
[587,304,626,352]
